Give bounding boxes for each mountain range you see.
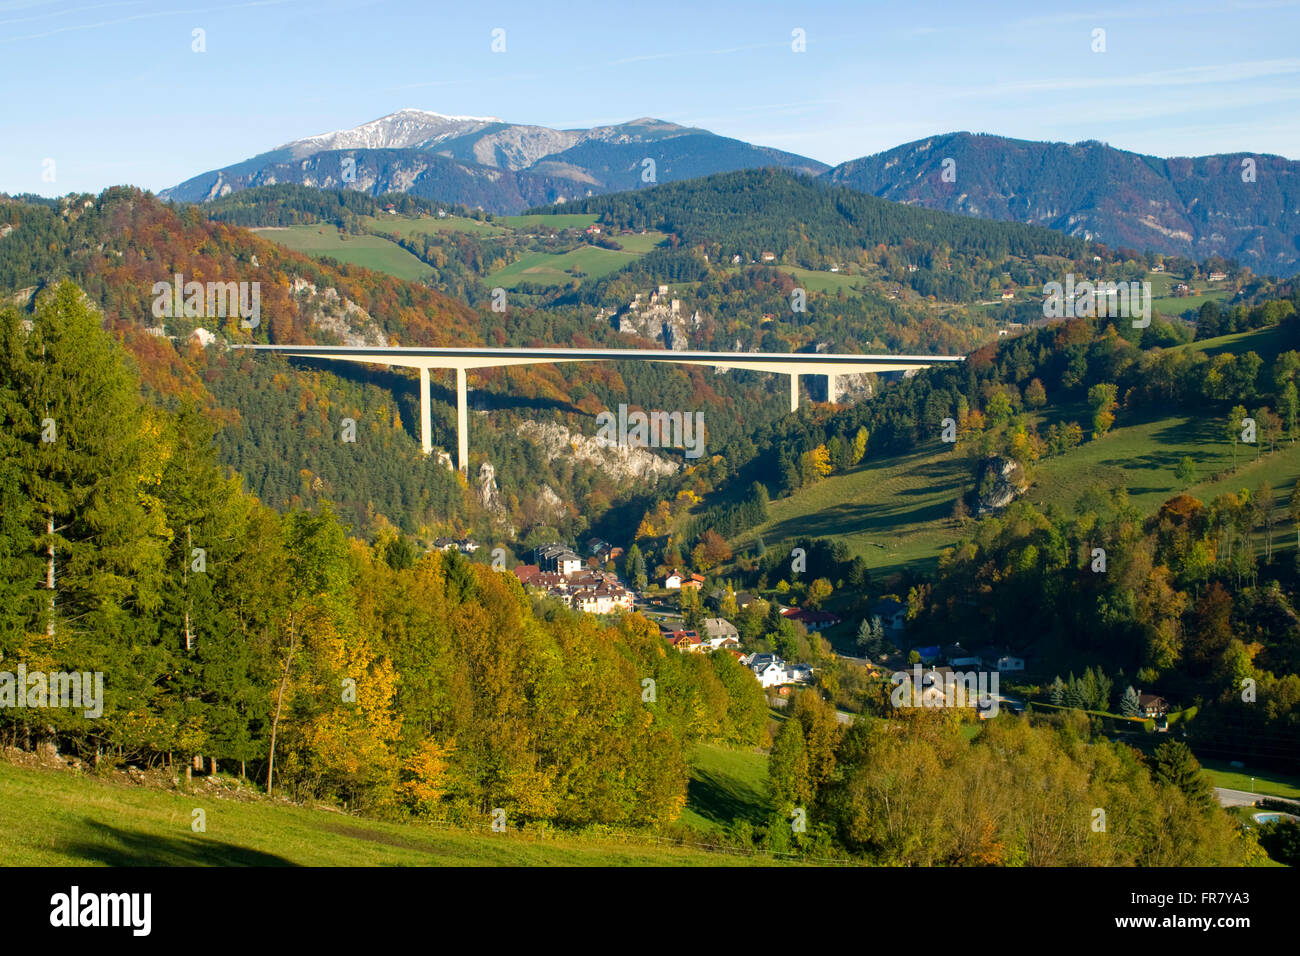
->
[827,132,1300,272]
[161,110,1300,272]
[161,109,828,214]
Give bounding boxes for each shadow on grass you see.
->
[60,820,297,867]
[686,768,771,829]
[764,493,956,544]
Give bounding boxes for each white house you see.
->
[535,543,584,577]
[701,618,741,651]
[753,661,788,687]
[975,647,1025,672]
[747,653,788,688]
[663,571,683,590]
[946,644,982,668]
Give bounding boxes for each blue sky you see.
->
[4,0,1299,196]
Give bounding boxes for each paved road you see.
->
[1214,787,1280,808]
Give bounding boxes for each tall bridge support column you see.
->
[456,366,469,476]
[826,372,837,404]
[789,372,799,413]
[419,366,432,456]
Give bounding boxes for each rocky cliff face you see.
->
[975,456,1028,515]
[516,419,679,483]
[475,461,515,536]
[290,277,388,347]
[613,288,702,349]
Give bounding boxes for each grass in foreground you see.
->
[0,759,775,867]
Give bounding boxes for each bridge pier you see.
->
[417,364,469,476]
[789,373,799,413]
[456,366,469,476]
[826,372,837,404]
[419,366,432,456]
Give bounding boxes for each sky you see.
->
[3,0,1299,196]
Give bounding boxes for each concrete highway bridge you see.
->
[235,344,964,474]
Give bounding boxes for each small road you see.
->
[1215,787,1300,808]
[1215,787,1264,808]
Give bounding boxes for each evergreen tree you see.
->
[1093,668,1114,713]
[856,618,873,654]
[1120,685,1141,718]
[1049,675,1066,706]
[1151,740,1214,811]
[1078,668,1099,710]
[0,283,170,748]
[624,543,648,591]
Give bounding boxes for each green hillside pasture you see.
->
[251,225,433,282]
[0,759,775,867]
[499,213,599,230]
[362,214,508,237]
[611,231,670,253]
[721,264,871,296]
[738,441,971,578]
[487,246,641,288]
[1026,411,1300,524]
[1198,759,1300,801]
[1152,290,1231,318]
[1177,324,1296,364]
[732,407,1300,581]
[678,743,771,834]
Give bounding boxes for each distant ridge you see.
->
[825,132,1300,270]
[162,116,1300,271]
[160,110,828,213]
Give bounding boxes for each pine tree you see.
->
[1093,667,1113,713]
[625,543,648,591]
[0,283,170,748]
[856,618,873,654]
[1078,668,1099,710]
[1064,673,1085,709]
[1049,675,1065,706]
[1151,740,1214,811]
[1120,685,1140,718]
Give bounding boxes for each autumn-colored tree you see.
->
[799,444,833,484]
[1087,383,1118,439]
[850,426,869,465]
[805,577,833,609]
[1024,378,1047,408]
[698,529,732,567]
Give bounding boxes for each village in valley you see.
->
[485,535,1187,728]
[500,537,1021,711]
